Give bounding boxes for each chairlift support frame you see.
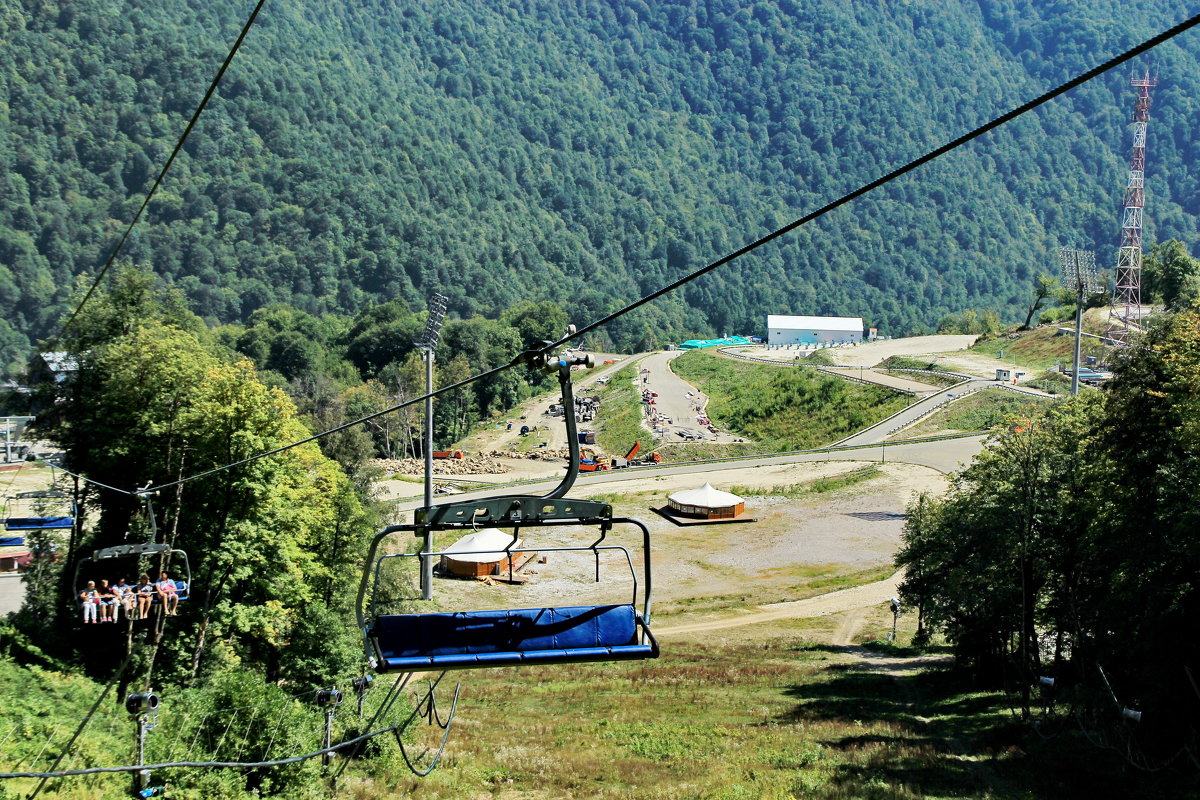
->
[72,492,191,611]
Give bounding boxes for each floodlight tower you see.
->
[1106,71,1156,352]
[1060,248,1100,396]
[416,291,448,600]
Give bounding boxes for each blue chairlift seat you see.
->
[5,516,73,531]
[360,360,657,676]
[0,536,24,546]
[372,604,656,672]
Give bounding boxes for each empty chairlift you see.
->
[357,349,658,673]
[4,490,74,532]
[359,495,657,672]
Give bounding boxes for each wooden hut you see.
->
[667,483,745,520]
[440,528,522,578]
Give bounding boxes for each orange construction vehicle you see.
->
[578,448,611,472]
[432,450,465,459]
[611,441,662,469]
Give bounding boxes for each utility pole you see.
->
[316,689,343,767]
[1105,70,1156,356]
[415,293,448,601]
[1060,248,1100,396]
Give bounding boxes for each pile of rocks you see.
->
[371,456,509,475]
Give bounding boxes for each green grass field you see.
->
[671,351,914,451]
[593,365,662,457]
[894,389,1054,440]
[967,311,1108,373]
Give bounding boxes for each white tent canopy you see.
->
[443,528,521,564]
[667,483,743,508]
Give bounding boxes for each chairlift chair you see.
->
[4,490,74,531]
[357,349,658,673]
[73,541,192,613]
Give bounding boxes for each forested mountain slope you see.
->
[3,0,1200,365]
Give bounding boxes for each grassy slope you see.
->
[968,310,1110,372]
[4,632,1191,800]
[593,366,662,458]
[0,647,128,800]
[895,389,1053,440]
[671,351,913,451]
[384,625,1188,800]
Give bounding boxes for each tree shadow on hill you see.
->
[776,645,1182,799]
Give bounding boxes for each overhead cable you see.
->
[32,458,136,497]
[111,11,1200,495]
[0,714,416,779]
[55,0,268,340]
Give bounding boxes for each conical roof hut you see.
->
[667,483,745,520]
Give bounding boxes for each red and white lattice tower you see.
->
[1106,71,1157,350]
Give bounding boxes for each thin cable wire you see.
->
[127,12,1200,497]
[141,363,511,493]
[0,716,417,778]
[56,0,268,340]
[30,457,136,497]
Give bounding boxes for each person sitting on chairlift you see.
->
[136,573,155,619]
[97,579,117,622]
[113,577,134,621]
[157,571,179,616]
[80,580,98,624]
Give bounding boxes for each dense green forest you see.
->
[4,0,1200,371]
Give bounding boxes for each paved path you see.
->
[817,367,942,394]
[835,380,1053,447]
[0,573,24,616]
[638,351,742,443]
[655,570,903,635]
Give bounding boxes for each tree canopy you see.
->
[5,1,1200,370]
[897,302,1200,756]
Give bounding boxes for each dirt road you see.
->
[655,569,902,635]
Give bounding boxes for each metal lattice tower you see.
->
[1106,71,1156,351]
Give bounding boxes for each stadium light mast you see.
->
[415,292,448,600]
[1106,71,1156,356]
[1060,248,1100,396]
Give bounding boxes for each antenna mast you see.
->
[1106,71,1157,352]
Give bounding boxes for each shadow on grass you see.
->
[777,649,1199,799]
